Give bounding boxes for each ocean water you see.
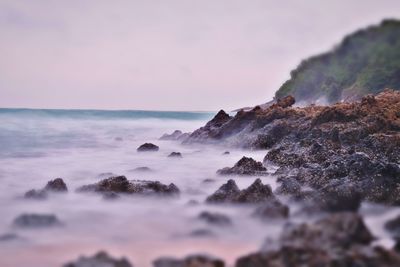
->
[0,108,397,267]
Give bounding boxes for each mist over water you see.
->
[0,108,397,267]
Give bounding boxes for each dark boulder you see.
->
[168,152,182,158]
[198,211,232,226]
[64,251,133,267]
[275,176,301,195]
[137,143,159,152]
[13,213,61,228]
[130,167,152,172]
[154,254,224,267]
[217,157,267,176]
[77,176,179,197]
[44,178,68,192]
[206,179,274,204]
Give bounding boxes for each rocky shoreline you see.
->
[2,90,400,267]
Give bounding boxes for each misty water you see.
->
[0,109,397,267]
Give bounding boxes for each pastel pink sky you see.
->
[1,0,399,111]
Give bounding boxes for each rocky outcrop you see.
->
[77,176,179,197]
[64,251,133,267]
[187,90,400,207]
[236,212,400,267]
[13,213,61,228]
[252,199,289,220]
[217,157,267,176]
[206,179,274,204]
[137,143,159,152]
[24,178,68,200]
[153,254,224,267]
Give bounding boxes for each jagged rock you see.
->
[168,152,182,158]
[217,157,267,176]
[275,176,301,195]
[198,211,232,226]
[137,143,159,152]
[275,95,295,108]
[235,212,391,267]
[77,176,180,197]
[154,254,224,267]
[24,178,68,200]
[252,199,289,219]
[13,213,61,228]
[64,251,133,267]
[206,179,274,204]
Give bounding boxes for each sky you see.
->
[0,0,399,111]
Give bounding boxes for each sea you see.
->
[0,108,397,267]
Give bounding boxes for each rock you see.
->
[24,178,68,200]
[275,177,301,195]
[77,176,180,197]
[137,143,159,152]
[153,254,224,267]
[222,151,230,155]
[130,167,152,172]
[160,130,190,141]
[168,152,182,158]
[206,179,240,203]
[115,137,123,141]
[189,229,215,238]
[217,157,267,176]
[0,233,18,242]
[13,213,61,228]
[206,179,274,204]
[202,179,215,183]
[44,178,68,192]
[63,251,133,267]
[275,95,295,108]
[198,211,232,226]
[235,212,385,267]
[252,199,289,219]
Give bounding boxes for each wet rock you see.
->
[198,211,232,226]
[130,167,152,172]
[137,143,159,152]
[160,130,190,141]
[222,151,230,155]
[217,157,267,176]
[235,212,386,267]
[168,152,182,158]
[206,179,274,204]
[206,179,240,203]
[252,199,289,219]
[275,177,301,195]
[189,229,215,238]
[13,213,61,228]
[0,233,18,242]
[24,178,68,200]
[44,178,68,192]
[202,178,215,183]
[154,254,224,267]
[77,176,180,197]
[64,251,133,267]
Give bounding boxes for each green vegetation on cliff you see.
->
[275,19,400,103]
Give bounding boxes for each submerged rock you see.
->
[168,152,182,158]
[24,178,68,200]
[160,130,190,141]
[0,233,18,242]
[198,211,232,226]
[64,251,133,267]
[13,213,61,228]
[137,143,159,152]
[130,166,153,172]
[77,175,179,197]
[206,179,274,204]
[154,254,224,267]
[189,229,216,238]
[252,199,289,220]
[217,157,267,176]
